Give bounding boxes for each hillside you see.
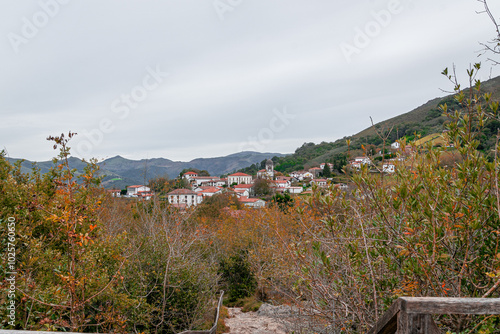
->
[250,75,500,174]
[6,151,285,189]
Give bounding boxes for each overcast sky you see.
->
[2,0,500,162]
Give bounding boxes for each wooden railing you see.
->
[367,297,500,334]
[177,291,225,334]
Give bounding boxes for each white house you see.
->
[274,180,291,188]
[167,188,202,207]
[309,167,322,178]
[320,163,334,170]
[238,196,266,208]
[199,187,222,197]
[350,157,372,170]
[234,188,250,198]
[191,176,220,187]
[127,185,150,196]
[290,171,314,181]
[182,171,198,180]
[310,178,328,187]
[391,142,401,150]
[383,163,396,173]
[107,189,121,197]
[284,186,303,194]
[198,177,223,187]
[354,157,372,165]
[227,172,252,185]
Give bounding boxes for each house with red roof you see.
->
[199,187,222,197]
[232,183,254,197]
[290,171,313,181]
[320,163,334,170]
[190,176,221,187]
[349,156,372,170]
[167,188,202,207]
[126,185,150,197]
[238,196,266,208]
[227,172,252,185]
[308,167,323,178]
[273,180,291,188]
[310,178,328,187]
[182,171,198,180]
[107,189,121,197]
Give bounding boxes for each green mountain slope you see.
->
[250,75,500,174]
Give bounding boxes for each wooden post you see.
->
[367,297,500,334]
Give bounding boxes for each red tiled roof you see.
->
[234,184,254,189]
[192,176,219,180]
[127,185,145,188]
[229,172,251,177]
[201,187,221,194]
[167,188,197,195]
[184,171,197,175]
[238,196,261,203]
[312,179,328,182]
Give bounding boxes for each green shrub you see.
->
[219,251,257,305]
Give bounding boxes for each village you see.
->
[110,140,409,209]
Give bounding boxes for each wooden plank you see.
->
[366,299,401,334]
[400,297,500,315]
[368,297,500,334]
[398,313,440,334]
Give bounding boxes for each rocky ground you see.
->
[224,304,292,334]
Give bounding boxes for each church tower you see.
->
[265,159,274,179]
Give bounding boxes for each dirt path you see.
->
[225,307,288,334]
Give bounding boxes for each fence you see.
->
[0,291,225,334]
[177,291,225,334]
[367,297,500,334]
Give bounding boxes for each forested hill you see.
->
[239,75,500,175]
[6,151,285,189]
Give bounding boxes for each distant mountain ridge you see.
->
[6,151,286,189]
